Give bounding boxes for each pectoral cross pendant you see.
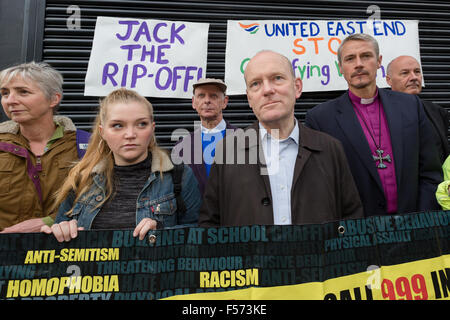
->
[373,149,391,169]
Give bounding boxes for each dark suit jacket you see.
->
[305,88,442,217]
[199,121,363,227]
[422,100,450,164]
[173,120,236,196]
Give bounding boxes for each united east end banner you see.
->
[225,19,421,94]
[0,211,449,301]
[84,17,209,98]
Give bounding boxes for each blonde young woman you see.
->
[41,88,202,242]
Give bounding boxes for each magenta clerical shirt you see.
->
[348,89,398,214]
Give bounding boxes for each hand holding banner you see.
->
[0,211,449,300]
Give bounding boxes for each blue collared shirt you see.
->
[201,119,227,176]
[259,120,299,225]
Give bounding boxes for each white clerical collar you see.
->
[360,97,375,105]
[360,89,379,105]
[201,119,226,134]
[348,88,379,105]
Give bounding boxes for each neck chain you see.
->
[354,100,391,169]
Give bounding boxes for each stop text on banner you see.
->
[225,19,421,94]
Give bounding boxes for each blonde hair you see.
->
[52,88,161,216]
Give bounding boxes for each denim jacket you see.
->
[55,148,202,230]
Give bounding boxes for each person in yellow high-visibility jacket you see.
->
[436,155,450,209]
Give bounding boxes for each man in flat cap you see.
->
[172,78,236,195]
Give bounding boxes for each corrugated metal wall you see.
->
[43,0,450,148]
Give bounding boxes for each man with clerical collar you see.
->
[199,50,363,227]
[305,33,442,217]
[172,78,236,196]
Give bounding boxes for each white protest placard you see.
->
[225,20,421,94]
[84,16,209,98]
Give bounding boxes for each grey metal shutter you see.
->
[43,0,450,148]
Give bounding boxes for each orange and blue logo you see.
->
[239,22,260,34]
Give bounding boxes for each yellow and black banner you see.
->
[0,211,449,300]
